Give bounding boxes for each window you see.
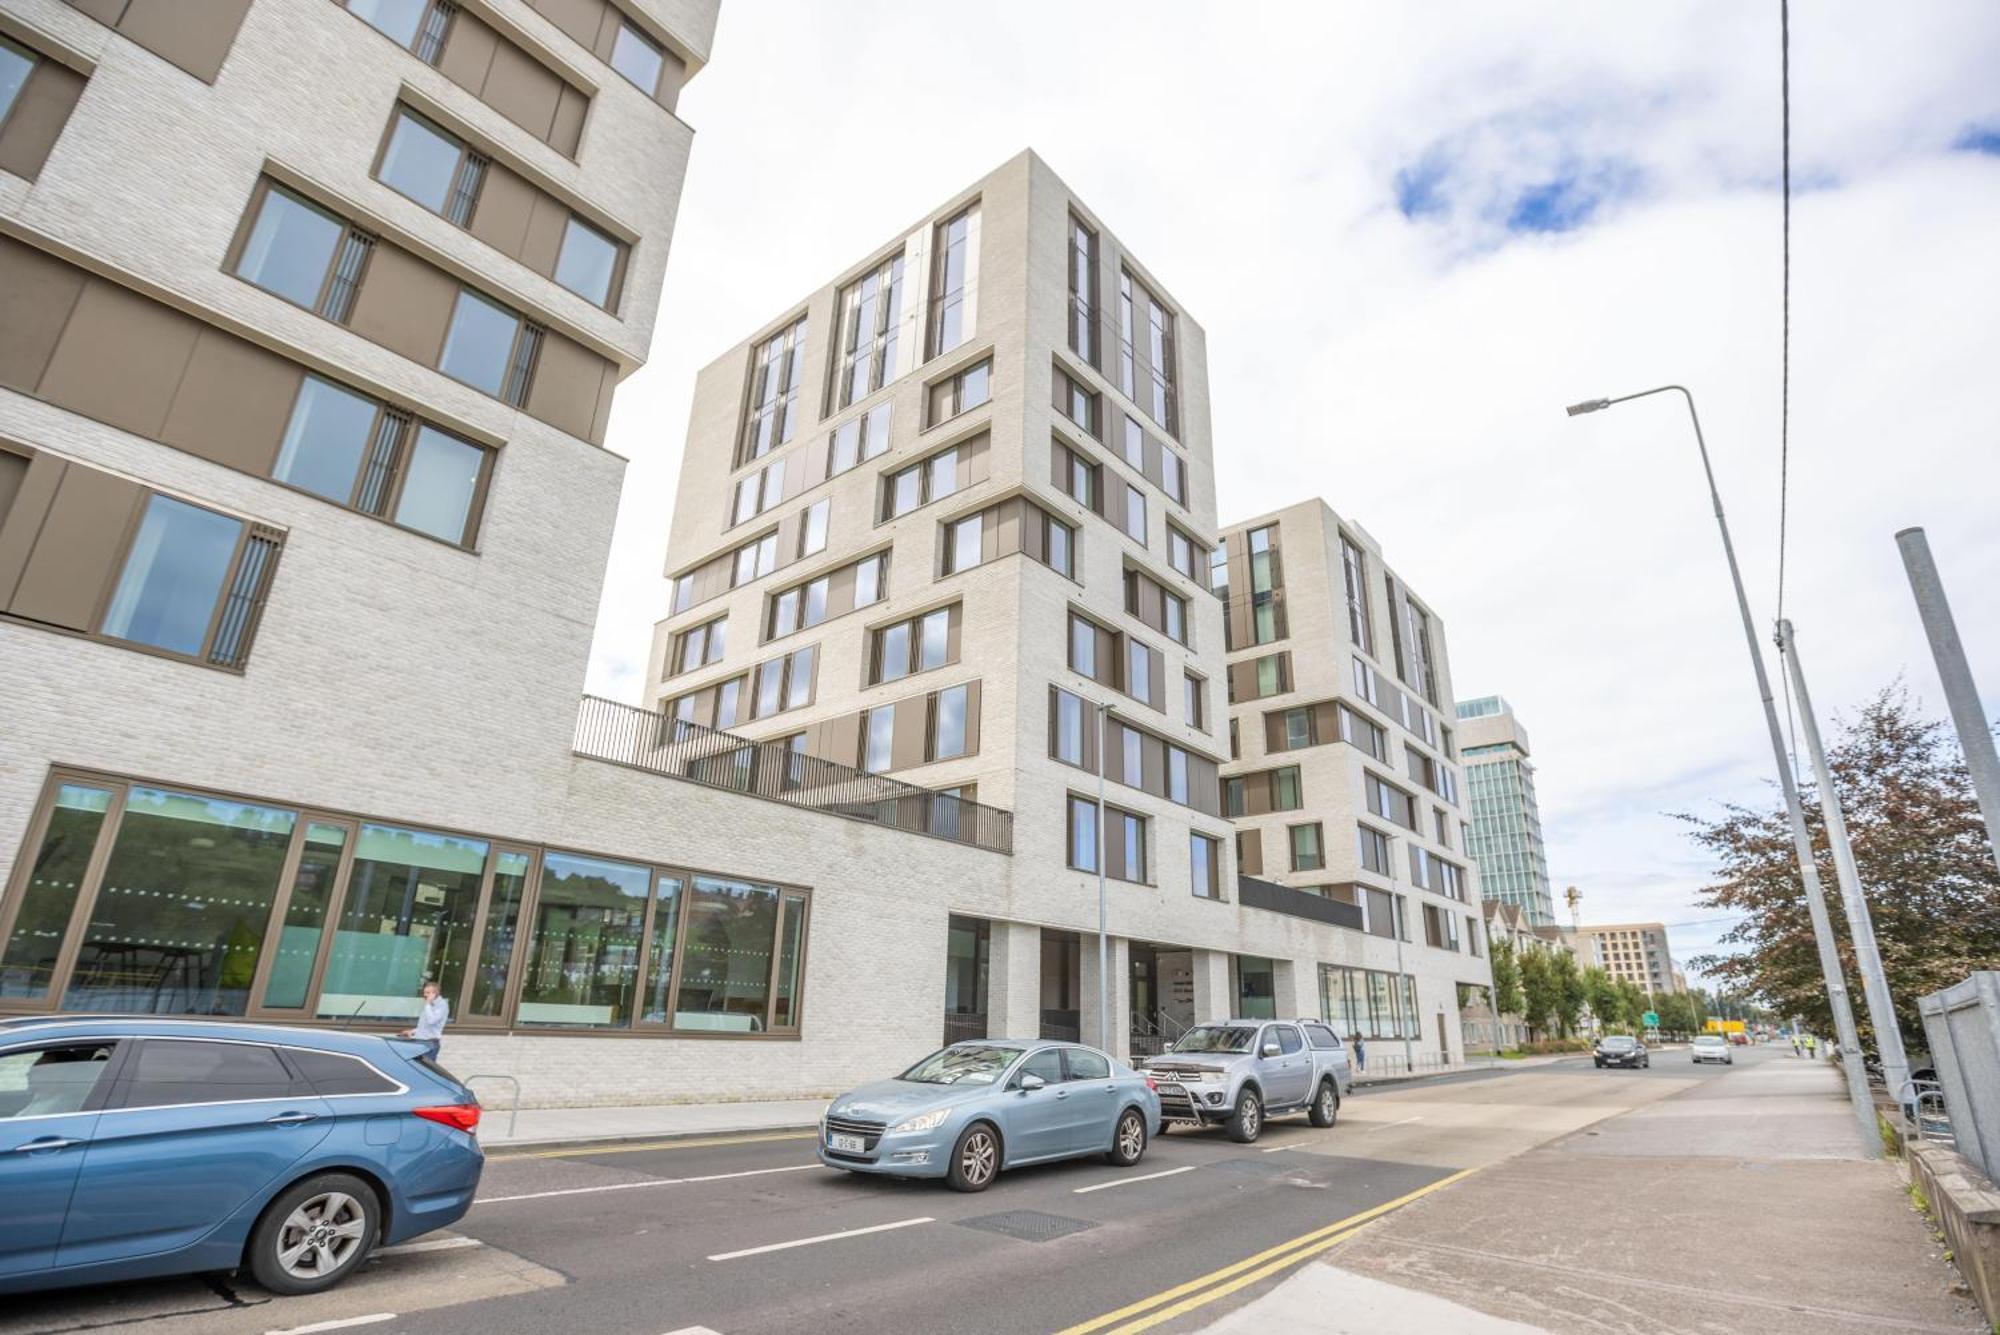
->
[609,17,666,94]
[1352,656,1379,706]
[316,822,490,1018]
[1144,284,1178,433]
[347,0,435,50]
[1065,1046,1110,1081]
[270,379,487,546]
[1357,825,1391,877]
[1055,441,1099,511]
[554,215,620,307]
[1121,415,1145,469]
[742,317,808,463]
[119,1041,294,1109]
[1209,544,1229,599]
[1045,512,1074,577]
[1290,823,1325,872]
[394,425,487,544]
[1115,807,1148,882]
[1366,774,1417,830]
[1068,214,1097,364]
[870,605,953,684]
[3,795,109,999]
[927,206,974,358]
[439,288,540,406]
[1160,448,1186,505]
[945,515,983,574]
[1341,536,1373,654]
[836,255,904,409]
[671,615,727,675]
[1069,612,1097,678]
[517,852,652,1028]
[1052,688,1086,767]
[1338,704,1388,761]
[731,531,778,589]
[1067,794,1098,872]
[1281,707,1314,751]
[1167,747,1189,804]
[1167,526,1204,582]
[931,683,970,760]
[854,551,885,606]
[799,498,831,558]
[1127,639,1158,707]
[751,645,815,718]
[378,108,483,224]
[1054,364,1099,437]
[289,1048,400,1096]
[1190,832,1221,900]
[1117,271,1135,397]
[1403,598,1439,706]
[1184,672,1206,730]
[1162,588,1187,645]
[829,401,893,476]
[884,443,965,519]
[927,358,990,424]
[863,706,895,772]
[1123,484,1147,544]
[732,458,785,525]
[0,37,33,127]
[235,183,372,320]
[1256,654,1289,698]
[1272,766,1302,810]
[97,494,283,667]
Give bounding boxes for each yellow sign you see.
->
[1705,1018,1746,1034]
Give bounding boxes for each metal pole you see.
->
[1095,701,1110,1051]
[1580,385,1877,1155]
[1392,902,1414,1072]
[1896,528,2000,872]
[1777,618,1911,1108]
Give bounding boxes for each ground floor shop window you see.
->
[1319,964,1421,1040]
[0,770,810,1038]
[1234,955,1276,1018]
[944,914,990,1041]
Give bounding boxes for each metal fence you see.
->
[1919,971,2000,1179]
[573,694,1013,855]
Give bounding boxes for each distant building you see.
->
[1572,922,1684,996]
[1455,696,1556,926]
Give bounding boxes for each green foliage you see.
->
[1487,939,1524,1016]
[1551,949,1586,1037]
[1518,947,1559,1040]
[1615,978,1649,1029]
[1581,967,1624,1031]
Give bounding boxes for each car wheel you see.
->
[1308,1080,1339,1128]
[1105,1108,1148,1166]
[946,1122,1001,1192]
[247,1172,379,1296]
[1594,1060,1604,1068]
[1226,1089,1263,1143]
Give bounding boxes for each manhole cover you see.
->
[955,1210,1100,1242]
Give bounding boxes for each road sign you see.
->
[1642,1011,1659,1028]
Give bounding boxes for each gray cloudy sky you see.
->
[586,2,2000,986]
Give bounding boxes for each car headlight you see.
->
[890,1108,951,1135]
[1190,1070,1225,1083]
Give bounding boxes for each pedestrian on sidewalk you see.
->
[1804,1033,1816,1060]
[401,979,449,1061]
[1354,1035,1366,1072]
[1791,1033,1802,1057]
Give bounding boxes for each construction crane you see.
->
[1564,884,1582,931]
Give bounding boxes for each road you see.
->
[0,1049,1734,1335]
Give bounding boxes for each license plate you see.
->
[828,1132,866,1153]
[1156,1082,1185,1096]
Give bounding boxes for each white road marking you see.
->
[476,1163,817,1205]
[375,1236,483,1256]
[707,1215,934,1261]
[1363,1115,1426,1133]
[662,1328,725,1334]
[1260,1145,1288,1153]
[264,1315,397,1335]
[1072,1164,1198,1194]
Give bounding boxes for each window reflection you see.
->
[673,877,778,1031]
[517,852,651,1028]
[468,850,530,1017]
[316,824,488,1021]
[261,822,347,1009]
[0,785,112,1001]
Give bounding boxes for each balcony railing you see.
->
[573,694,1014,854]
[1237,875,1366,931]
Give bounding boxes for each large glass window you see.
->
[742,317,807,463]
[235,186,346,310]
[275,376,376,503]
[933,683,969,760]
[773,891,806,1029]
[378,109,464,215]
[468,850,530,1017]
[836,256,903,408]
[639,873,683,1023]
[348,0,428,46]
[101,496,243,658]
[0,38,36,126]
[864,708,894,773]
[517,852,651,1028]
[439,289,521,397]
[609,18,665,94]
[315,824,488,1021]
[61,789,296,1015]
[1,784,113,1001]
[927,208,972,358]
[554,215,620,307]
[673,876,779,1030]
[394,425,484,545]
[261,822,347,1009]
[1067,795,1098,872]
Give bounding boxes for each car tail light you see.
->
[414,1104,481,1133]
[1145,1076,1158,1092]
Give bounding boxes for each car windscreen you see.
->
[899,1044,1023,1085]
[1599,1037,1637,1049]
[1171,1025,1257,1054]
[1694,1036,1726,1045]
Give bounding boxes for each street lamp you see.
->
[1564,384,1878,1154]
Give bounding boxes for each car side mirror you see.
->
[1261,1042,1281,1057]
[1019,1073,1045,1092]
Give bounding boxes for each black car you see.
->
[1594,1035,1650,1069]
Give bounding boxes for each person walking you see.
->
[1803,1033,1816,1060]
[401,979,449,1061]
[1353,1035,1367,1073]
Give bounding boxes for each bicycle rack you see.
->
[462,1072,522,1140]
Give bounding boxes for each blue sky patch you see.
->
[1953,123,2000,155]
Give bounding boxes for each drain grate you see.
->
[955,1210,1101,1243]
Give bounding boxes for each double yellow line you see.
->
[1054,1167,1480,1334]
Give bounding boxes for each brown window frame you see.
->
[224,178,378,324]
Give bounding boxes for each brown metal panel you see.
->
[529,0,605,51]
[654,49,686,111]
[1311,701,1339,745]
[547,83,587,157]
[0,59,86,181]
[519,193,569,275]
[9,461,142,630]
[523,331,606,441]
[1227,661,1253,702]
[817,713,861,768]
[825,564,856,618]
[0,236,86,394]
[112,0,250,82]
[1139,735,1166,798]
[467,163,538,260]
[801,434,829,487]
[891,696,927,771]
[0,451,62,609]
[961,679,981,756]
[1243,775,1271,817]
[63,0,126,22]
[1149,649,1165,712]
[39,280,200,439]
[481,41,565,144]
[1238,830,1263,878]
[1189,755,1221,817]
[997,499,1026,559]
[945,604,963,662]
[588,357,616,444]
[1263,712,1285,754]
[160,329,302,477]
[0,446,27,527]
[344,245,457,367]
[436,10,500,98]
[961,431,989,486]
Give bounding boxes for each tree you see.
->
[1488,939,1524,1017]
[1616,978,1649,1029]
[1551,950,1587,1037]
[1582,967,1625,1033]
[1519,947,1558,1040]
[1682,687,2000,1052]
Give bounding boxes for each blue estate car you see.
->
[820,1040,1162,1191]
[0,1017,484,1297]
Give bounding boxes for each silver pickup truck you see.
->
[1142,1018,1352,1142]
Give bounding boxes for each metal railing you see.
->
[573,695,1014,854]
[943,1012,989,1045]
[1919,972,2000,1177]
[463,1072,521,1140]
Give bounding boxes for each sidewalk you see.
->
[1200,1052,1983,1334]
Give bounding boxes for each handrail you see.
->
[463,1072,521,1139]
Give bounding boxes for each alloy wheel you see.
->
[1318,1086,1334,1119]
[275,1191,366,1280]
[1117,1112,1144,1159]
[960,1129,997,1186]
[1242,1095,1260,1136]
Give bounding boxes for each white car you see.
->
[1691,1035,1733,1065]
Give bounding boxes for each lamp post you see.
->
[1565,386,1877,1155]
[1094,696,1111,1051]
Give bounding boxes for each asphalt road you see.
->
[0,1048,1745,1335]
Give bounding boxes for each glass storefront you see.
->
[1234,955,1276,1019]
[0,771,810,1037]
[1319,964,1422,1040]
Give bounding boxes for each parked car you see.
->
[1727,1032,1750,1045]
[1593,1035,1650,1069]
[1141,1018,1351,1143]
[1691,1034,1734,1065]
[819,1040,1160,1192]
[0,1016,484,1297]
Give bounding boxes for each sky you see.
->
[586,1,2000,989]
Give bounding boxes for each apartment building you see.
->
[1455,694,1557,926]
[1216,500,1492,1064]
[1574,922,1683,996]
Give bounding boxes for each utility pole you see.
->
[1777,618,1911,1108]
[1896,529,2000,872]
[1564,387,1877,1155]
[1094,699,1110,1051]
